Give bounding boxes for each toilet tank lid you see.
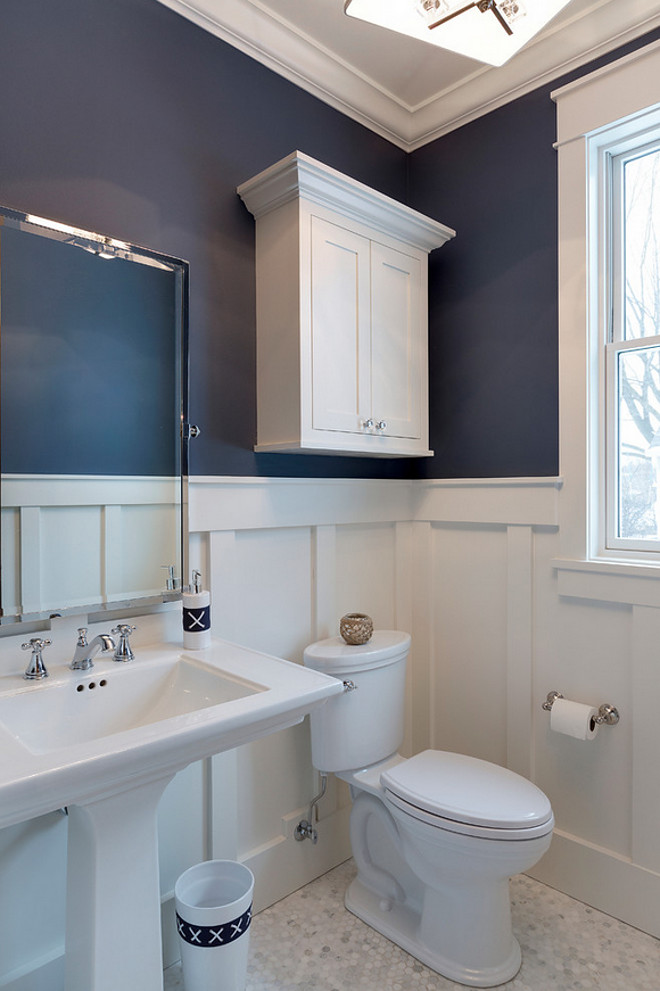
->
[303,630,410,673]
[381,750,553,830]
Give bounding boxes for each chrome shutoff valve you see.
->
[294,772,327,844]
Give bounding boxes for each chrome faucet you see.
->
[70,628,116,671]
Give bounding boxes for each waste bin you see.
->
[174,860,254,991]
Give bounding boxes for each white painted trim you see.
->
[555,560,660,607]
[555,43,660,574]
[414,477,561,526]
[313,525,337,642]
[552,39,660,144]
[189,476,416,532]
[0,950,63,991]
[153,0,660,149]
[395,521,414,757]
[553,556,660,578]
[19,507,41,616]
[238,151,454,250]
[631,606,660,875]
[1,475,182,619]
[1,475,180,507]
[506,526,534,780]
[190,476,562,533]
[412,521,434,755]
[241,804,352,913]
[419,476,563,486]
[409,15,660,148]
[529,827,660,939]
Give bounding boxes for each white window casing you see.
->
[553,40,660,601]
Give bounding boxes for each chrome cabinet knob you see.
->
[362,418,375,429]
[376,420,387,431]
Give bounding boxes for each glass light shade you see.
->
[344,0,576,66]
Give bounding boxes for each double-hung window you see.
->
[553,42,660,574]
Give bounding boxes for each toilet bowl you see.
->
[304,631,554,989]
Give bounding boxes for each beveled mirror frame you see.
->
[0,206,190,627]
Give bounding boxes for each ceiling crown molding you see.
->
[155,0,660,150]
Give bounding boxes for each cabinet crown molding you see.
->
[237,150,455,254]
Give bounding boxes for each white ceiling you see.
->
[156,0,660,149]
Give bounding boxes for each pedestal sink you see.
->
[0,639,343,991]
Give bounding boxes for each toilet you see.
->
[303,630,554,989]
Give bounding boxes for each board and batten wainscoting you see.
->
[1,473,659,991]
[0,475,181,618]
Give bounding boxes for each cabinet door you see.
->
[310,216,371,434]
[370,241,422,440]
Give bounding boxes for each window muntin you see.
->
[606,141,660,552]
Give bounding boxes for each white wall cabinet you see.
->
[238,152,455,457]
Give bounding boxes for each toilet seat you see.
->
[381,750,554,841]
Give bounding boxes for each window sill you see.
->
[553,557,660,606]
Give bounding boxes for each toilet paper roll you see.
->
[550,698,599,740]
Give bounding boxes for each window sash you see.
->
[606,336,660,553]
[610,139,660,347]
[604,137,660,555]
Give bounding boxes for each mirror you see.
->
[0,206,189,625]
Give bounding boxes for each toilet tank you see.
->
[303,630,410,772]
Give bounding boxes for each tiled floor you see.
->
[164,859,660,990]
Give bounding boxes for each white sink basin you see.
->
[0,638,342,827]
[0,653,264,754]
[0,637,342,991]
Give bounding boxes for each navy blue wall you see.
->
[0,0,410,480]
[409,28,660,478]
[409,90,559,477]
[1,0,658,479]
[1,226,178,475]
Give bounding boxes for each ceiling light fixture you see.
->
[344,0,576,66]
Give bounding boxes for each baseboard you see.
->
[527,828,660,939]
[0,950,64,991]
[242,804,352,914]
[0,898,183,990]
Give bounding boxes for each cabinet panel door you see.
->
[371,242,422,439]
[310,216,371,434]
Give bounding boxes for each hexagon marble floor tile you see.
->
[164,859,659,991]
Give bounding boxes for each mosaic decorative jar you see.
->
[339,612,373,645]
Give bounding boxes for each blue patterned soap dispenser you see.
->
[182,569,211,649]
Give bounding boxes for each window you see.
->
[606,139,660,553]
[553,40,660,577]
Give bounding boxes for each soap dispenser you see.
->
[182,570,211,649]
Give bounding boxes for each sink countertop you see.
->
[0,638,343,829]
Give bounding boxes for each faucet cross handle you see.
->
[22,638,52,680]
[111,624,137,663]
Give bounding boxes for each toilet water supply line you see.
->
[295,678,356,842]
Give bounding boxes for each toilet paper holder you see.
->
[542,691,620,725]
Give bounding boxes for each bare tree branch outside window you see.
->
[617,149,660,539]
